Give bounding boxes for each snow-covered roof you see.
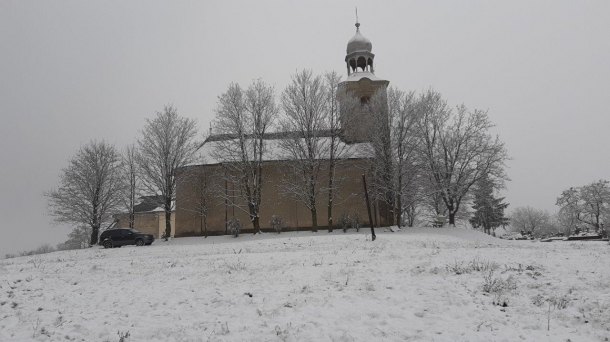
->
[133,196,176,213]
[188,133,373,166]
[344,71,386,82]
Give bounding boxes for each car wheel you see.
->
[102,240,112,249]
[135,239,144,247]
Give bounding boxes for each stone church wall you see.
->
[175,158,391,236]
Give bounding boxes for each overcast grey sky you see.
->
[1,0,609,254]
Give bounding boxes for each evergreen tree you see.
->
[470,174,509,236]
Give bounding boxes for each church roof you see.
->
[188,132,373,166]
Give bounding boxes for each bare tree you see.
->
[389,88,423,227]
[578,180,610,233]
[365,87,426,227]
[279,70,328,231]
[556,187,581,235]
[510,206,550,236]
[424,179,447,216]
[47,141,123,245]
[137,105,199,240]
[557,180,610,234]
[212,79,277,233]
[121,144,140,228]
[415,89,508,225]
[324,71,358,232]
[403,196,422,227]
[366,89,395,226]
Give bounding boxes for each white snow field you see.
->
[1,228,609,342]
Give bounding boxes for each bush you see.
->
[270,215,285,234]
[350,214,361,232]
[482,269,517,304]
[338,213,360,232]
[117,330,130,342]
[470,258,499,272]
[531,294,570,331]
[228,218,241,237]
[445,258,498,275]
[339,213,350,232]
[4,244,57,259]
[445,260,470,275]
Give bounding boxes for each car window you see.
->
[122,230,134,237]
[129,229,141,234]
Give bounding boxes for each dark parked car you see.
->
[99,228,154,248]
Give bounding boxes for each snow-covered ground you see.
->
[1,227,609,341]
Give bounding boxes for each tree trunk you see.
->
[396,195,402,228]
[327,185,333,233]
[247,193,261,234]
[327,168,334,232]
[204,216,208,238]
[165,210,172,241]
[224,178,228,235]
[407,205,416,227]
[311,206,318,232]
[129,177,136,228]
[448,212,456,226]
[252,215,260,234]
[90,226,99,246]
[327,201,333,233]
[91,204,99,245]
[328,143,336,233]
[387,198,395,226]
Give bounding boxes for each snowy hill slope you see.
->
[1,228,609,341]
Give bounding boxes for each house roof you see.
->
[133,196,173,213]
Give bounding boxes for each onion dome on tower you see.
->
[345,22,375,76]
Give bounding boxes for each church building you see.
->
[174,22,392,236]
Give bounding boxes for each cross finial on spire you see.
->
[355,7,360,31]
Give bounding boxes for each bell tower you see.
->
[338,20,389,143]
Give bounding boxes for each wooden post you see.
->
[373,200,378,228]
[362,174,376,241]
